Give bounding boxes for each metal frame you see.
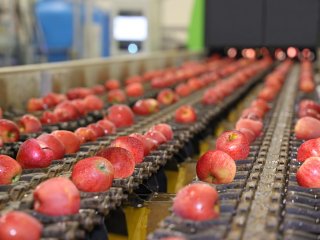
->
[0,50,203,110]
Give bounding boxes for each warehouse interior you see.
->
[0,0,320,240]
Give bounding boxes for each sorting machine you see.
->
[0,49,319,240]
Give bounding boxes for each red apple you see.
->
[37,133,65,160]
[174,105,197,124]
[0,155,22,185]
[294,117,320,140]
[110,136,144,164]
[40,111,59,124]
[105,79,120,90]
[172,182,219,221]
[83,95,104,111]
[106,105,134,128]
[196,150,236,184]
[96,119,116,135]
[0,211,42,240]
[87,123,105,138]
[96,147,135,178]
[74,127,97,144]
[71,99,88,116]
[157,89,178,105]
[67,87,93,100]
[297,138,320,162]
[54,101,80,122]
[43,93,65,108]
[125,82,144,97]
[133,99,160,115]
[216,130,250,160]
[0,119,20,143]
[129,133,157,156]
[27,98,45,112]
[91,84,105,95]
[175,83,191,97]
[125,75,143,85]
[201,88,221,105]
[107,89,127,103]
[18,114,42,133]
[149,123,173,141]
[238,127,256,143]
[257,87,277,102]
[250,99,270,114]
[71,156,114,192]
[145,130,167,145]
[296,157,320,188]
[241,107,265,119]
[51,130,81,154]
[235,118,263,137]
[16,139,54,169]
[34,177,80,216]
[299,100,320,113]
[300,80,315,93]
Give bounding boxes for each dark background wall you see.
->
[205,0,320,49]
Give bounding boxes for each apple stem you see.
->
[228,133,238,141]
[11,174,20,183]
[97,163,107,172]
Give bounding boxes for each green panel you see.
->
[187,0,205,51]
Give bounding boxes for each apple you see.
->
[66,87,93,100]
[294,117,320,140]
[297,138,320,162]
[71,156,114,192]
[71,99,88,116]
[235,118,263,137]
[16,139,54,169]
[157,89,178,106]
[110,136,144,164]
[241,107,265,119]
[299,80,315,93]
[0,155,22,185]
[238,127,256,143]
[40,111,59,124]
[298,107,320,120]
[250,99,270,114]
[27,98,45,112]
[149,123,173,141]
[51,130,81,154]
[175,83,191,97]
[34,177,80,216]
[105,79,120,90]
[145,130,167,145]
[0,211,42,240]
[125,75,143,85]
[196,150,236,184]
[74,127,97,144]
[87,123,105,138]
[174,105,197,124]
[43,93,66,106]
[172,182,219,221]
[125,82,144,97]
[96,147,135,178]
[299,100,320,113]
[296,157,320,188]
[0,119,20,143]
[91,84,105,95]
[54,101,80,122]
[257,87,277,102]
[83,95,104,111]
[106,104,134,128]
[18,114,42,133]
[107,89,127,103]
[216,130,250,160]
[96,119,116,135]
[129,133,157,156]
[133,99,160,116]
[201,88,221,105]
[37,133,65,160]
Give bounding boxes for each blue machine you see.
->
[35,0,110,62]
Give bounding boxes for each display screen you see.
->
[113,16,148,41]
